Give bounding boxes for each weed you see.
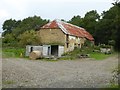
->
[109,84,119,88]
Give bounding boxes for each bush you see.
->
[18,30,41,47]
[93,45,100,50]
[84,40,94,47]
[2,34,18,47]
[99,44,111,48]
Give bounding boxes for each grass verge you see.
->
[2,47,25,58]
[90,52,115,60]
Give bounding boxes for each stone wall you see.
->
[64,35,86,52]
[39,29,66,45]
[39,28,86,53]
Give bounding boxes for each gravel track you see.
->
[2,55,118,88]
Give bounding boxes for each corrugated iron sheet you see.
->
[41,19,94,41]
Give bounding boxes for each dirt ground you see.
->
[2,55,118,88]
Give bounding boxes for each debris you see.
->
[78,54,90,58]
[100,48,112,54]
[93,50,100,52]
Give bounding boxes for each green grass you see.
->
[90,52,114,60]
[2,47,25,58]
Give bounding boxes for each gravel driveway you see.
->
[2,55,118,88]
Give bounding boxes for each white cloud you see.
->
[0,9,10,33]
[0,9,9,19]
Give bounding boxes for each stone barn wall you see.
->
[39,29,66,45]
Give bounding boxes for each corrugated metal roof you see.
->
[42,20,59,29]
[41,19,94,41]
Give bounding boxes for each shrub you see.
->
[99,44,111,48]
[18,30,41,47]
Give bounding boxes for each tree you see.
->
[2,15,49,47]
[2,33,16,47]
[18,30,41,47]
[12,15,49,37]
[83,10,100,36]
[93,0,120,52]
[112,0,120,51]
[2,16,49,38]
[95,19,114,44]
[84,10,100,21]
[2,19,20,36]
[68,15,84,27]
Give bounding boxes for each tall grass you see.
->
[2,47,25,58]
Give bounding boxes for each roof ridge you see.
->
[56,20,69,34]
[60,20,85,31]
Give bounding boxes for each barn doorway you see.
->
[48,47,51,56]
[30,47,33,52]
[51,45,58,56]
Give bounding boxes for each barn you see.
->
[26,19,94,57]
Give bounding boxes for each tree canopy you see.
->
[2,16,49,37]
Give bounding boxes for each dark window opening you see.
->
[51,45,58,56]
[30,47,33,52]
[74,43,77,48]
[66,34,69,42]
[48,47,51,56]
[67,43,69,48]
[78,44,81,48]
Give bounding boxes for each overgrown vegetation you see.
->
[2,47,25,58]
[61,46,115,60]
[2,16,49,47]
[109,66,119,88]
[18,30,41,47]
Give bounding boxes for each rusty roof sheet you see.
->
[41,19,94,41]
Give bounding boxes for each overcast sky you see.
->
[0,0,114,33]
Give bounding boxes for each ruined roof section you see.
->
[41,20,59,29]
[41,19,94,41]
